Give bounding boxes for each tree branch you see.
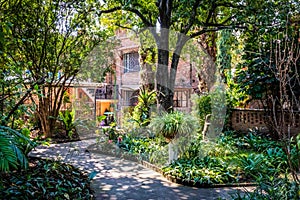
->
[184,0,201,34]
[2,77,45,125]
[189,25,246,38]
[98,6,122,15]
[125,7,154,27]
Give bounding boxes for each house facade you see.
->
[71,29,200,124]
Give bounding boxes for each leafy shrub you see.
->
[118,134,168,166]
[240,131,279,152]
[233,176,299,200]
[162,130,299,185]
[113,129,299,187]
[0,126,36,172]
[120,106,135,130]
[59,110,76,137]
[150,111,198,140]
[162,156,238,185]
[191,94,211,130]
[0,158,95,199]
[237,153,272,180]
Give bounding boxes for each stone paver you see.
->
[29,139,252,200]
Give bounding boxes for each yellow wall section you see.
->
[96,100,118,116]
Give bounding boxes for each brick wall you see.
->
[232,108,300,134]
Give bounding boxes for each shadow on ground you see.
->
[29,139,253,200]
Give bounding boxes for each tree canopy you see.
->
[234,1,300,102]
[97,0,292,111]
[0,0,109,137]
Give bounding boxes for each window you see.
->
[123,52,140,73]
[173,90,188,107]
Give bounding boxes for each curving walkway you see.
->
[29,139,252,200]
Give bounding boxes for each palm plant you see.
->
[132,86,156,126]
[0,126,36,172]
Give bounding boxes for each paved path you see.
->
[29,139,251,200]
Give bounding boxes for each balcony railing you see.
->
[86,85,119,100]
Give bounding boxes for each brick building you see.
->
[72,29,199,124]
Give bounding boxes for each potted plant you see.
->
[150,111,197,163]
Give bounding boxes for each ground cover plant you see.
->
[103,129,299,190]
[118,133,169,165]
[164,131,299,187]
[0,125,95,199]
[0,157,95,200]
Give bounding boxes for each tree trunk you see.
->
[35,85,66,138]
[37,97,52,138]
[156,28,171,112]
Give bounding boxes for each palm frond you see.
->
[0,126,36,172]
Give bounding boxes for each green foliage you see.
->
[236,131,279,152]
[162,131,299,186]
[119,106,136,130]
[119,134,168,166]
[234,2,300,102]
[191,94,211,130]
[58,110,76,138]
[97,115,106,124]
[58,109,90,139]
[233,176,299,200]
[150,111,198,140]
[0,0,110,137]
[78,38,118,83]
[0,158,95,199]
[162,156,238,185]
[132,87,156,127]
[232,134,300,200]
[192,82,233,135]
[110,127,299,188]
[0,126,36,172]
[100,0,258,111]
[237,153,275,179]
[102,126,118,141]
[216,30,248,108]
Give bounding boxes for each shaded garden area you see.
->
[1,0,300,199]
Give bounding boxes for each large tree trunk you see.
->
[197,33,217,92]
[156,28,172,112]
[37,96,52,138]
[156,32,189,112]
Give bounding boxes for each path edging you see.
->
[87,143,257,188]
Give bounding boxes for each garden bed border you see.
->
[87,143,257,188]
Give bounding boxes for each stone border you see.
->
[87,143,257,188]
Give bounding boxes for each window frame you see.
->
[123,52,140,73]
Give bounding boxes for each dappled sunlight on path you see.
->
[29,139,253,200]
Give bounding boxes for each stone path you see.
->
[29,139,252,200]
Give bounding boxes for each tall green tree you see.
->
[98,0,273,111]
[233,3,300,182]
[0,0,107,137]
[235,1,300,102]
